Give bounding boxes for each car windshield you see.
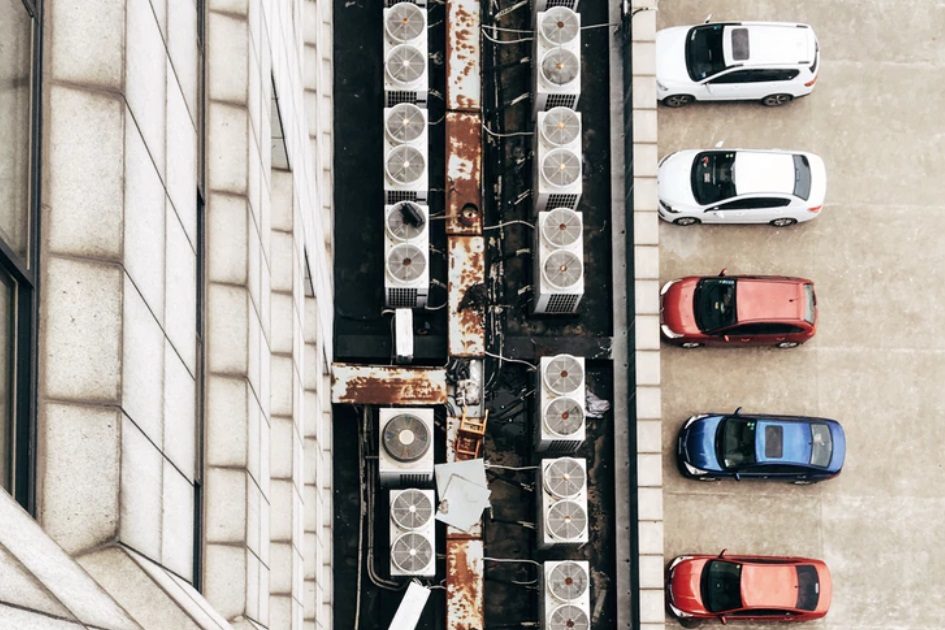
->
[803,284,816,324]
[691,151,737,205]
[718,417,757,469]
[693,278,736,332]
[793,155,812,200]
[809,423,833,467]
[795,565,820,611]
[685,25,728,81]
[701,560,743,613]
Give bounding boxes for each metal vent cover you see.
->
[543,396,585,436]
[391,489,434,530]
[543,354,584,395]
[381,412,431,461]
[385,145,426,186]
[539,7,580,45]
[545,500,587,541]
[540,107,581,147]
[542,208,582,247]
[540,48,579,86]
[542,250,583,291]
[386,202,425,241]
[385,103,426,144]
[541,148,581,188]
[548,604,590,630]
[543,457,586,498]
[385,44,426,84]
[390,532,433,573]
[548,561,589,601]
[385,2,426,43]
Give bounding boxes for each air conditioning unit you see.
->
[383,3,428,106]
[383,103,428,205]
[538,457,588,548]
[534,109,583,213]
[542,561,591,630]
[386,0,427,7]
[389,489,436,577]
[384,203,430,308]
[536,353,586,452]
[533,209,584,314]
[378,408,435,487]
[533,7,581,113]
[533,0,579,11]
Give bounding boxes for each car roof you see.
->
[721,23,816,68]
[755,419,812,465]
[735,277,807,324]
[734,151,796,196]
[740,563,800,610]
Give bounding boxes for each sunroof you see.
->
[764,425,784,458]
[731,28,750,61]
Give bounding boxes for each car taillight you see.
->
[804,75,818,87]
[808,205,822,213]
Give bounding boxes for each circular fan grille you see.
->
[540,48,579,86]
[391,532,433,574]
[541,149,581,188]
[381,413,431,461]
[542,250,583,290]
[543,396,585,437]
[540,107,581,147]
[386,44,426,84]
[385,103,426,144]
[385,2,425,43]
[539,7,580,45]
[391,489,433,530]
[385,145,426,186]
[386,202,425,241]
[386,243,427,283]
[548,604,590,630]
[546,500,587,541]
[543,457,586,498]
[548,561,589,602]
[542,208,582,247]
[544,354,584,394]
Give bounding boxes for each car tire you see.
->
[662,94,694,108]
[777,341,799,349]
[673,217,701,226]
[770,217,798,227]
[762,93,793,107]
[696,476,719,482]
[681,342,702,349]
[678,619,700,629]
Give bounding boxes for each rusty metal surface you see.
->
[445,417,483,539]
[446,539,485,630]
[330,364,447,405]
[446,113,483,235]
[448,236,486,357]
[446,0,481,111]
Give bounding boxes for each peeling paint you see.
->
[446,113,483,235]
[446,539,484,630]
[330,364,447,405]
[446,0,481,111]
[448,237,486,357]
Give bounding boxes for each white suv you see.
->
[656,21,819,107]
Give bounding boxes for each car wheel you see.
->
[762,93,793,107]
[681,342,702,349]
[696,476,719,482]
[777,341,799,349]
[770,217,798,227]
[678,619,700,629]
[673,217,701,226]
[662,94,694,108]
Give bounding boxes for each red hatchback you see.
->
[667,551,832,623]
[660,272,817,348]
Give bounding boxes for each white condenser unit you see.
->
[389,489,436,577]
[383,2,428,106]
[542,561,591,630]
[533,0,579,11]
[535,107,583,213]
[533,7,581,113]
[383,102,428,205]
[384,201,430,308]
[386,0,427,7]
[537,457,589,548]
[533,208,584,314]
[379,408,435,487]
[536,353,586,452]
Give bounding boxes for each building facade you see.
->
[0,0,336,628]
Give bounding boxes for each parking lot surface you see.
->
[657,1,945,628]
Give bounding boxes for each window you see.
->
[795,565,821,611]
[715,197,791,210]
[709,68,799,84]
[730,28,750,60]
[693,278,736,332]
[1,0,41,509]
[803,283,816,324]
[727,323,805,335]
[685,24,728,80]
[793,154,812,199]
[718,418,756,469]
[763,425,784,458]
[701,560,743,612]
[809,423,833,468]
[691,151,736,205]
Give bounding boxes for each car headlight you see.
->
[661,324,683,339]
[683,414,707,429]
[656,79,668,92]
[659,200,679,214]
[659,280,678,296]
[683,461,708,476]
[668,602,694,618]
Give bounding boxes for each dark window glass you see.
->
[793,155,812,200]
[714,197,791,210]
[731,28,750,60]
[693,278,736,332]
[718,418,757,469]
[763,425,784,458]
[727,322,804,335]
[810,424,833,467]
[796,565,821,611]
[707,69,758,84]
[686,24,728,80]
[803,283,816,324]
[701,560,743,613]
[691,151,736,205]
[0,275,12,490]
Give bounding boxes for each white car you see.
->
[656,21,819,107]
[657,149,827,226]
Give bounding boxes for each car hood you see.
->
[655,26,692,86]
[658,151,699,210]
[669,557,710,615]
[681,416,724,472]
[661,278,701,335]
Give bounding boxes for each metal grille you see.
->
[543,93,578,110]
[385,190,418,205]
[387,287,419,308]
[546,193,579,210]
[547,439,582,454]
[401,473,429,486]
[386,90,420,107]
[546,293,580,314]
[387,0,424,6]
[544,0,577,8]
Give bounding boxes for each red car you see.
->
[667,551,832,623]
[660,272,816,348]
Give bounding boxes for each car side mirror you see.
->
[719,615,729,625]
[718,548,727,558]
[718,267,727,277]
[734,472,742,481]
[733,406,742,416]
[703,13,712,23]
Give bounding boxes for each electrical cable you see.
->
[485,463,540,471]
[484,349,537,371]
[482,122,534,138]
[481,28,533,45]
[483,556,542,567]
[483,219,534,231]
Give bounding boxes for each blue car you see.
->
[676,408,846,483]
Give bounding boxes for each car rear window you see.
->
[793,155,812,200]
[693,278,737,332]
[731,28,750,60]
[810,423,833,467]
[795,565,820,611]
[692,151,737,205]
[803,284,817,324]
[763,425,783,458]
